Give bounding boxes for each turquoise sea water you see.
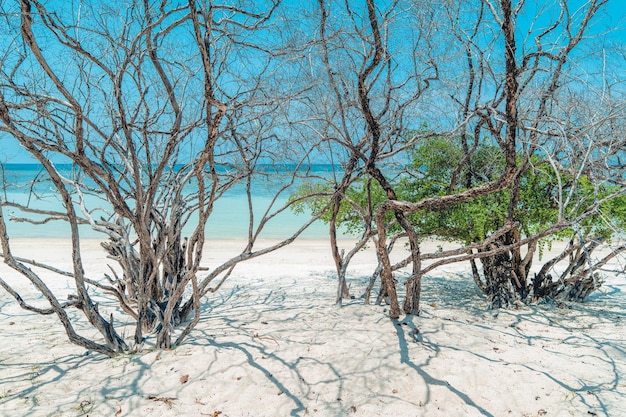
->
[0,163,337,240]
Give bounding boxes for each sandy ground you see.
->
[0,238,625,417]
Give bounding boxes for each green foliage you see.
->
[407,138,625,244]
[289,176,392,235]
[411,136,464,184]
[573,177,626,239]
[399,136,513,244]
[288,182,334,218]
[290,136,626,243]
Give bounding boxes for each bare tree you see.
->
[292,0,517,317]
[290,0,443,307]
[448,0,626,307]
[0,0,323,355]
[2,0,624,358]
[291,0,626,317]
[372,0,626,315]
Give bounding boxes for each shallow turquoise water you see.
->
[1,164,339,240]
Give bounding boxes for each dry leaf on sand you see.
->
[147,396,177,408]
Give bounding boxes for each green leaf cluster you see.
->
[289,136,626,243]
[406,137,626,244]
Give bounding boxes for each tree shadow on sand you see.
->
[1,269,624,416]
[397,270,626,416]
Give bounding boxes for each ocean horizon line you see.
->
[1,161,346,172]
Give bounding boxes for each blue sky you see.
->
[2,0,625,164]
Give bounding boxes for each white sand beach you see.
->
[0,238,625,416]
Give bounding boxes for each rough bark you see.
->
[532,238,626,302]
[480,240,523,309]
